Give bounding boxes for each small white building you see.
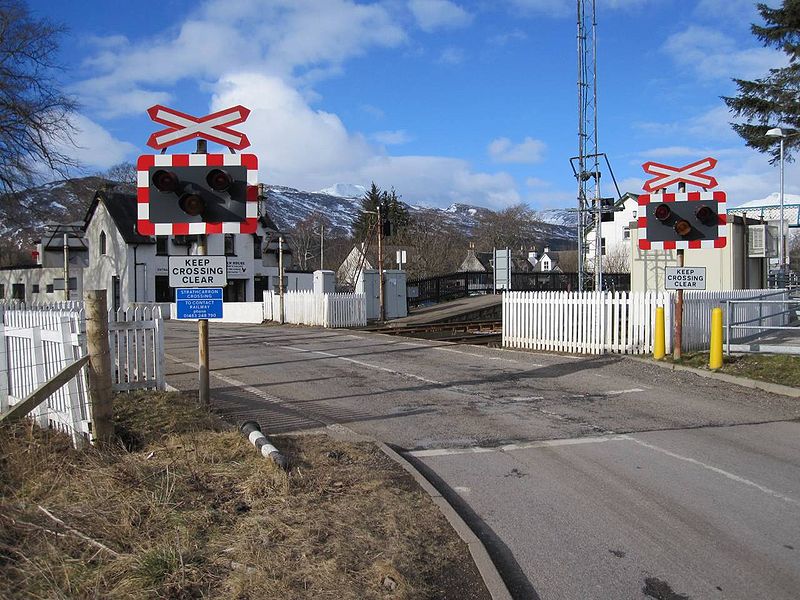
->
[0,188,306,309]
[584,192,639,273]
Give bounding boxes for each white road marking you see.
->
[606,388,645,395]
[626,436,800,506]
[409,435,628,457]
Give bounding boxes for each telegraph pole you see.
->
[195,139,210,406]
[377,204,385,321]
[63,233,70,302]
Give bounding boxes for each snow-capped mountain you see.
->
[316,183,367,198]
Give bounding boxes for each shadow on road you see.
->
[400,446,542,600]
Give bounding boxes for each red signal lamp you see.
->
[152,170,180,193]
[206,168,232,192]
[695,205,715,225]
[654,203,671,222]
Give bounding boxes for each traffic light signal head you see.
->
[639,192,727,250]
[137,154,258,235]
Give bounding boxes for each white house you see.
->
[0,188,307,309]
[584,192,639,272]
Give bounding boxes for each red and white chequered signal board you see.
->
[638,191,727,250]
[137,153,258,236]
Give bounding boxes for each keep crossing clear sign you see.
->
[665,266,706,290]
[169,256,227,287]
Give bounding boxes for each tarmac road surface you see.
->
[164,321,800,600]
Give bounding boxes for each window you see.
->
[601,237,607,256]
[0,284,4,298]
[253,235,262,259]
[623,227,631,240]
[156,237,169,256]
[32,284,40,293]
[155,276,174,302]
[46,284,53,294]
[224,233,236,256]
[99,231,106,255]
[11,283,24,300]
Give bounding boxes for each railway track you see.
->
[364,319,502,346]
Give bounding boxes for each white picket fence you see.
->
[503,289,786,355]
[264,291,367,328]
[503,291,672,354]
[0,304,165,447]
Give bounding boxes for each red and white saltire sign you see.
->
[136,153,258,236]
[642,157,718,193]
[146,105,251,150]
[638,191,727,250]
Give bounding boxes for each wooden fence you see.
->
[503,291,672,355]
[0,304,165,447]
[264,291,366,328]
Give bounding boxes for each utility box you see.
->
[356,269,380,320]
[314,270,335,294]
[383,270,408,319]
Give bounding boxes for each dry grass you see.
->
[0,391,488,599]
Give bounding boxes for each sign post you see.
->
[138,105,255,406]
[638,157,726,360]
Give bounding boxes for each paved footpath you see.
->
[165,321,800,600]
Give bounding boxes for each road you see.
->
[164,321,800,600]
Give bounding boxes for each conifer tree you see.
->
[723,1,800,161]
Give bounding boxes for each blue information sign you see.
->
[176,287,223,319]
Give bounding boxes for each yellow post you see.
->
[653,306,665,360]
[709,307,723,370]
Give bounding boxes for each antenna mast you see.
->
[576,0,602,291]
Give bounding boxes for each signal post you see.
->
[638,157,727,360]
[136,105,258,405]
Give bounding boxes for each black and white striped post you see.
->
[240,421,287,470]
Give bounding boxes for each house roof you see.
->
[85,188,154,245]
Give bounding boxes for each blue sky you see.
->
[29,0,799,210]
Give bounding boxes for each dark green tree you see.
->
[352,182,410,241]
[723,1,800,162]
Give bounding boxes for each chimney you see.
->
[544,246,550,254]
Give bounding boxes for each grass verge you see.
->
[667,352,800,388]
[1,391,489,599]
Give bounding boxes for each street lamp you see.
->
[766,127,790,274]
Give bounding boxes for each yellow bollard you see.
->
[709,307,723,370]
[653,306,665,360]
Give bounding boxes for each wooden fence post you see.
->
[85,291,114,445]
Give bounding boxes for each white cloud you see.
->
[488,137,546,164]
[64,113,138,170]
[77,0,406,118]
[409,0,473,32]
[210,73,521,209]
[635,105,738,142]
[372,130,413,145]
[662,25,785,82]
[488,30,527,46]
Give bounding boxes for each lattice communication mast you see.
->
[576,0,601,291]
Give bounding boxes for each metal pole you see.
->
[63,233,70,301]
[377,204,385,321]
[278,235,285,324]
[779,135,785,276]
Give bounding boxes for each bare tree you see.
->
[0,0,77,193]
[100,162,137,186]
[288,212,328,271]
[396,209,467,278]
[602,243,631,273]
[473,204,541,251]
